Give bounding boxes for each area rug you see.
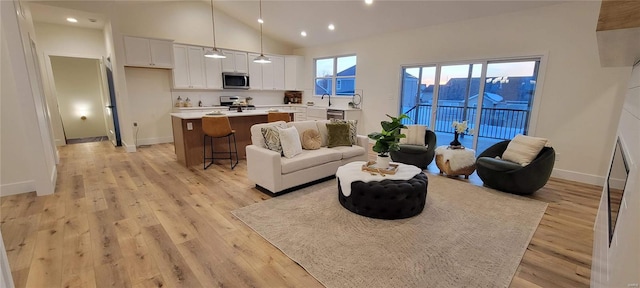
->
[233,175,547,288]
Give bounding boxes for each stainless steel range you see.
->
[220,96,255,111]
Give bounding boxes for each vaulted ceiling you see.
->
[29,0,565,49]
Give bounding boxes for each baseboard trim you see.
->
[551,168,604,186]
[136,136,174,146]
[122,140,137,153]
[0,180,36,197]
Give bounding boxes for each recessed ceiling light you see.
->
[328,24,335,31]
[258,18,264,24]
[365,0,373,4]
[300,31,307,37]
[66,17,78,23]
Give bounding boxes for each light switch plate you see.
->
[187,122,193,130]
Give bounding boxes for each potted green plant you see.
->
[368,114,409,168]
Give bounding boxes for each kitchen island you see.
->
[171,109,295,167]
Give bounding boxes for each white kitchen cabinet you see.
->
[293,106,307,121]
[306,107,327,121]
[247,53,263,90]
[204,51,223,89]
[172,44,205,89]
[262,55,285,90]
[248,54,285,91]
[221,50,248,73]
[285,55,304,91]
[124,36,173,68]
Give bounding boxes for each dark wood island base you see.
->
[172,115,272,167]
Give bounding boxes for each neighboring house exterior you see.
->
[315,65,358,96]
[336,65,356,95]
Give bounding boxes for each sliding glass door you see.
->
[400,58,541,154]
[433,64,482,149]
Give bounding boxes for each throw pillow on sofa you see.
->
[330,119,358,145]
[277,126,303,158]
[262,126,283,154]
[302,129,321,150]
[327,123,352,148]
[288,121,319,145]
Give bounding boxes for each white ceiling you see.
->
[213,0,564,48]
[28,1,565,49]
[30,2,106,30]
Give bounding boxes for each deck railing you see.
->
[402,104,530,140]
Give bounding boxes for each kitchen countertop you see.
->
[173,104,361,112]
[170,109,299,120]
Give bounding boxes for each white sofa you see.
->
[246,120,369,194]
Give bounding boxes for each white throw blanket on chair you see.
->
[435,146,476,171]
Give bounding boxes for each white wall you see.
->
[34,22,106,58]
[591,63,640,287]
[1,25,35,196]
[170,90,290,108]
[113,1,293,55]
[295,1,631,184]
[34,22,107,145]
[125,67,174,146]
[1,1,57,196]
[50,56,108,139]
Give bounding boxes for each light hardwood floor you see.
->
[1,142,601,288]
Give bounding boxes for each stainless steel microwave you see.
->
[222,72,250,89]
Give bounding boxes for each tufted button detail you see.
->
[338,173,428,219]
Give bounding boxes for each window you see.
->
[315,55,356,96]
[399,57,542,155]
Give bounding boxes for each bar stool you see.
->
[202,116,238,170]
[268,112,291,123]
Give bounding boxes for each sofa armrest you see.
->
[356,135,368,148]
[246,145,282,192]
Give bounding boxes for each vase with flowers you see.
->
[450,120,473,149]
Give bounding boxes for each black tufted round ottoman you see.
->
[338,173,428,219]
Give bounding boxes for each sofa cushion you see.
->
[280,148,342,174]
[288,120,319,144]
[278,126,303,158]
[398,144,429,154]
[331,145,366,159]
[251,121,286,148]
[476,156,522,172]
[316,120,331,147]
[302,129,321,150]
[327,123,352,148]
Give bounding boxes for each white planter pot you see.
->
[376,155,391,169]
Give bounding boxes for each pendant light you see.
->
[204,0,226,59]
[253,0,271,64]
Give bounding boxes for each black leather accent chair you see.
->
[338,173,428,220]
[390,130,437,169]
[475,140,555,195]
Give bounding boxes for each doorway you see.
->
[400,58,541,154]
[48,55,120,145]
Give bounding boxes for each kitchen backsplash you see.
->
[171,90,296,107]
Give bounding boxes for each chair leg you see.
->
[204,135,214,170]
[229,133,238,170]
